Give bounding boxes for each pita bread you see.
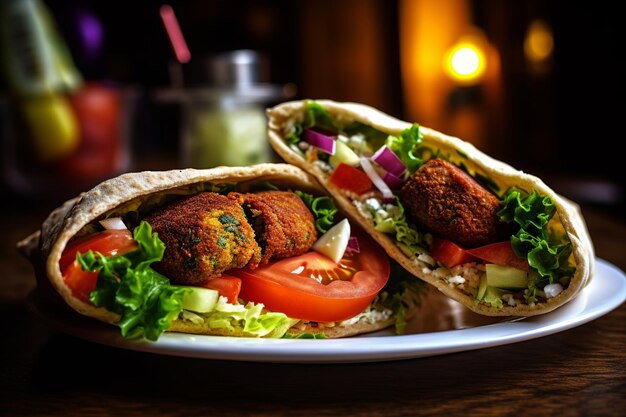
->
[18,163,417,339]
[267,100,595,316]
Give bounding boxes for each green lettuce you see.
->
[81,221,298,340]
[363,197,426,256]
[188,298,298,338]
[385,124,424,174]
[81,221,188,341]
[497,188,574,289]
[286,100,338,144]
[295,190,338,233]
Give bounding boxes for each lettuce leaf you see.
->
[81,221,188,341]
[286,100,338,144]
[80,221,300,340]
[295,190,338,233]
[385,124,424,175]
[498,188,574,288]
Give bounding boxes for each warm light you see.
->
[450,46,481,76]
[445,37,487,85]
[524,19,554,63]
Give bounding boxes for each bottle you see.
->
[1,0,83,162]
[1,0,130,199]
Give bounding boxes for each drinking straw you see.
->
[159,4,191,64]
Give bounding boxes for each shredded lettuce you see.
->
[498,188,574,289]
[362,197,426,255]
[482,288,504,308]
[200,298,298,337]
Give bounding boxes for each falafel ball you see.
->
[401,158,510,248]
[144,192,261,286]
[229,191,318,264]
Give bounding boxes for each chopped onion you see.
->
[382,171,404,189]
[360,157,394,202]
[544,283,564,298]
[347,236,360,253]
[371,145,406,176]
[302,128,336,155]
[99,217,127,230]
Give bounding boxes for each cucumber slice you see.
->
[476,273,488,300]
[486,264,528,289]
[329,140,360,167]
[179,286,219,313]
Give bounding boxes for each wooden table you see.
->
[1,196,625,417]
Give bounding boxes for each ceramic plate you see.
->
[27,258,626,363]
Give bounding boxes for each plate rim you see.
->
[26,258,626,364]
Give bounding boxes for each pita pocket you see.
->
[18,163,425,340]
[267,99,594,317]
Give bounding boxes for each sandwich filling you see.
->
[274,100,575,311]
[61,180,424,340]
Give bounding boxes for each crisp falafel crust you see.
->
[229,191,318,264]
[401,158,509,248]
[144,192,261,286]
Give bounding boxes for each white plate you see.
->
[27,258,626,364]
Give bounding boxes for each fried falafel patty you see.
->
[401,158,509,248]
[229,191,318,264]
[144,192,261,286]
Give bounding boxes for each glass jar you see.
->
[154,50,293,169]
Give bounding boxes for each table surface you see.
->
[1,195,625,417]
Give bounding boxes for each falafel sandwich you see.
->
[18,164,425,341]
[267,99,595,317]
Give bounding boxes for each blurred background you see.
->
[0,0,623,216]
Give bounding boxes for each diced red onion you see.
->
[99,217,127,230]
[302,128,336,155]
[360,157,394,202]
[382,171,404,189]
[371,145,406,176]
[347,236,360,253]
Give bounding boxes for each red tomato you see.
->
[60,229,138,302]
[229,228,390,322]
[429,238,477,268]
[328,163,373,195]
[59,229,137,271]
[202,275,242,304]
[466,241,530,272]
[63,261,100,303]
[61,82,123,181]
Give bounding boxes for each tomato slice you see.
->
[429,238,476,268]
[60,229,138,302]
[59,229,137,271]
[466,241,530,272]
[63,261,100,303]
[229,228,390,322]
[328,163,373,195]
[202,275,242,304]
